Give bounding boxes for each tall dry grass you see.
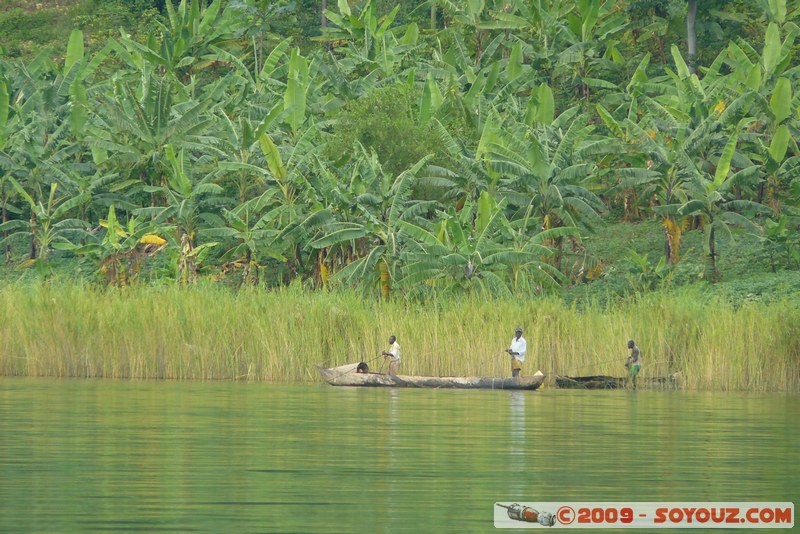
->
[0,282,798,391]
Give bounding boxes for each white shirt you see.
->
[510,336,526,362]
[388,342,401,361]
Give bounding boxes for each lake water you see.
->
[0,379,797,532]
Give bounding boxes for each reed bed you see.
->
[0,282,798,391]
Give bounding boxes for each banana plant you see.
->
[202,190,287,286]
[397,191,573,296]
[598,109,693,263]
[134,145,224,283]
[214,0,293,77]
[0,72,19,261]
[90,69,227,201]
[284,48,311,135]
[484,112,606,273]
[0,32,108,258]
[720,18,799,209]
[623,249,670,292]
[116,0,238,78]
[305,149,434,298]
[209,37,292,104]
[759,214,800,272]
[436,0,551,67]
[320,0,405,72]
[0,180,90,263]
[56,204,166,286]
[678,127,772,280]
[604,44,759,265]
[212,106,284,203]
[478,111,604,261]
[255,123,328,281]
[551,0,629,101]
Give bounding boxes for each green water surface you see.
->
[0,379,797,532]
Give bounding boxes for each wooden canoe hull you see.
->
[555,375,679,390]
[318,365,544,390]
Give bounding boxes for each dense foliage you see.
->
[0,0,798,299]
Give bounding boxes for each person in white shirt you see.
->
[506,327,526,377]
[382,335,401,375]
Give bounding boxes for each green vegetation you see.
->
[0,0,796,298]
[0,1,798,387]
[0,282,797,390]
[0,1,162,57]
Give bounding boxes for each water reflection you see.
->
[386,388,400,534]
[509,391,526,450]
[0,380,797,533]
[509,391,526,497]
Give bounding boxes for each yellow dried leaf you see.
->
[587,261,604,281]
[140,234,167,246]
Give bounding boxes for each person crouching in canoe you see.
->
[625,339,642,388]
[382,335,401,375]
[506,327,526,378]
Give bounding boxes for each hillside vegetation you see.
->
[0,0,797,303]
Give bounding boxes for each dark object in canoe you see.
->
[318,363,545,390]
[555,375,679,390]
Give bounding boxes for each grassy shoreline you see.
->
[1,282,798,391]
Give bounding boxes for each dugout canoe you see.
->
[318,363,545,390]
[555,374,679,390]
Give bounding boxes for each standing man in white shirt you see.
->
[382,335,401,375]
[506,327,526,377]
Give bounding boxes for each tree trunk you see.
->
[553,236,564,273]
[321,0,328,28]
[318,249,329,288]
[430,1,436,30]
[661,217,676,265]
[178,232,196,285]
[686,0,698,72]
[766,177,780,212]
[379,258,391,300]
[663,216,681,265]
[1,183,8,262]
[29,212,37,260]
[708,225,718,281]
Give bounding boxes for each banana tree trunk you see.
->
[766,177,780,212]
[1,183,8,262]
[178,232,196,285]
[554,236,564,272]
[686,0,698,72]
[475,31,485,63]
[705,223,718,282]
[321,0,328,28]
[580,62,590,100]
[623,189,637,221]
[318,249,329,288]
[379,258,391,300]
[242,248,256,287]
[29,212,37,260]
[663,216,682,265]
[709,226,717,280]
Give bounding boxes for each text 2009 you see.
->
[577,507,634,524]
